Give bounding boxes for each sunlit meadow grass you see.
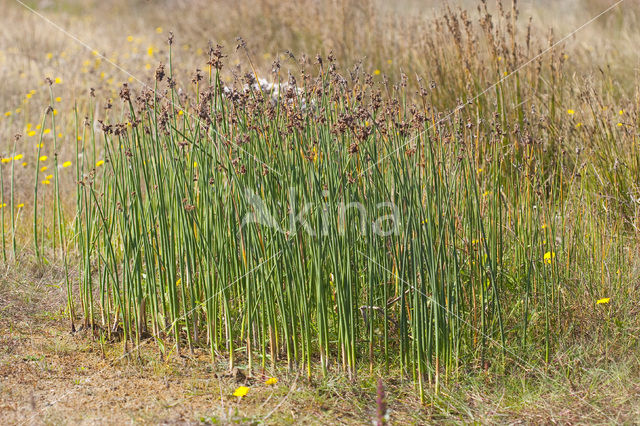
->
[1,0,638,406]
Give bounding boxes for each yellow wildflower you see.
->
[96,160,105,167]
[39,155,48,162]
[373,69,381,75]
[543,251,555,264]
[265,377,278,385]
[567,109,575,115]
[62,161,72,168]
[156,27,163,34]
[233,386,249,397]
[596,297,610,305]
[13,154,23,161]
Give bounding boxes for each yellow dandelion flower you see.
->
[39,155,48,162]
[178,110,184,116]
[28,131,36,137]
[265,377,278,385]
[543,251,555,264]
[45,174,53,180]
[96,160,105,167]
[483,190,490,197]
[46,52,53,59]
[127,35,134,42]
[36,143,44,148]
[54,77,62,84]
[233,386,249,397]
[617,122,623,127]
[42,180,51,185]
[596,297,610,305]
[147,46,154,57]
[156,27,163,34]
[62,161,72,168]
[575,122,582,129]
[44,129,51,134]
[92,50,99,56]
[21,162,27,167]
[619,109,624,115]
[57,133,62,138]
[55,96,61,102]
[40,166,48,172]
[145,63,152,70]
[373,69,381,75]
[15,108,22,114]
[1,158,10,164]
[36,124,41,130]
[17,203,25,209]
[4,111,11,117]
[26,93,32,99]
[13,154,23,161]
[567,109,575,115]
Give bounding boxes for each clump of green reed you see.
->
[67,2,638,401]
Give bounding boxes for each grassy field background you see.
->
[1,0,640,424]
